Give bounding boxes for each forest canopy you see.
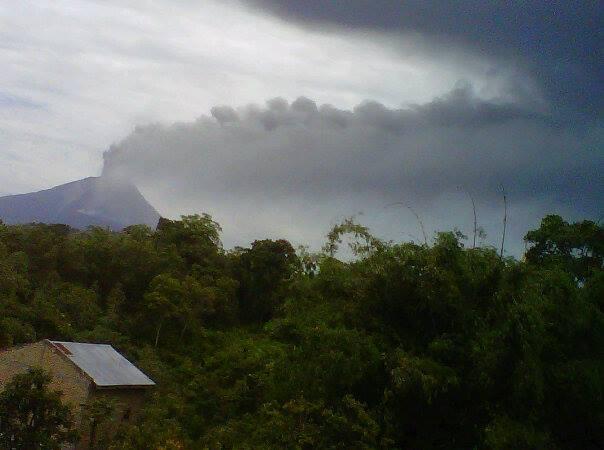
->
[0,214,602,449]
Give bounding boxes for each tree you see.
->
[234,239,299,322]
[0,368,77,449]
[1,213,602,449]
[82,397,116,450]
[142,274,182,347]
[525,214,604,281]
[156,214,223,271]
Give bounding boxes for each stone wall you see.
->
[0,340,92,415]
[79,388,150,448]
[0,341,93,449]
[0,341,153,449]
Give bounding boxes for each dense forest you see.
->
[0,213,602,449]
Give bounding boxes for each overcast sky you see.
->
[1,0,602,255]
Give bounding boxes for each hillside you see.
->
[0,177,160,230]
[0,214,602,449]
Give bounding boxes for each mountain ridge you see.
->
[0,177,160,230]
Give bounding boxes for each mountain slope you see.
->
[0,177,160,230]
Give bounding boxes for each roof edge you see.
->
[94,383,156,390]
[44,339,156,388]
[43,339,96,386]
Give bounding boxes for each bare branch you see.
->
[499,186,507,258]
[385,202,428,246]
[458,186,478,249]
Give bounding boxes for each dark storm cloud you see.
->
[102,87,603,252]
[243,0,603,118]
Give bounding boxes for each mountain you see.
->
[0,177,160,230]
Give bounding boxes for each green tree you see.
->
[234,239,299,322]
[0,213,602,449]
[525,214,603,281]
[156,214,223,272]
[82,397,116,450]
[142,274,183,347]
[0,368,77,449]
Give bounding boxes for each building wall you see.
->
[0,341,92,449]
[78,388,150,448]
[89,387,148,420]
[0,340,153,449]
[0,340,92,414]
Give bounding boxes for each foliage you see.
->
[525,214,604,281]
[0,214,602,449]
[233,239,299,322]
[81,397,118,450]
[0,368,78,449]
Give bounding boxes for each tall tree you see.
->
[235,239,299,322]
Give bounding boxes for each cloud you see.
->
[242,0,603,118]
[1,1,600,254]
[102,86,603,254]
[0,93,45,110]
[0,0,520,194]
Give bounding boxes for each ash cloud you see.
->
[103,85,603,254]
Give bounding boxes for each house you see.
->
[0,339,155,448]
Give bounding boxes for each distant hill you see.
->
[0,177,160,230]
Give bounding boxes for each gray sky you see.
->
[1,0,602,255]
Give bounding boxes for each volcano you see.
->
[0,177,160,230]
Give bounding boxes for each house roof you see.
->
[47,340,155,388]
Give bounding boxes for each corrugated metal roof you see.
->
[47,340,155,388]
